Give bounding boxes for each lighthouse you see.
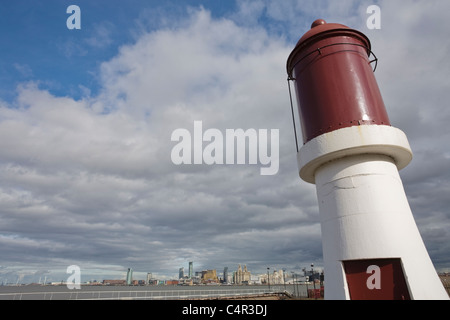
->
[286,19,448,300]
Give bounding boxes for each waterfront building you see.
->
[126,268,133,285]
[223,267,229,284]
[233,265,251,284]
[202,269,218,283]
[188,261,193,279]
[179,267,184,279]
[103,279,126,285]
[146,273,152,284]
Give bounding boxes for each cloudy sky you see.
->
[0,0,449,283]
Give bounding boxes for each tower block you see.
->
[286,19,448,300]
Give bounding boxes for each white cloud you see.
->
[13,63,33,78]
[84,21,115,49]
[1,2,449,282]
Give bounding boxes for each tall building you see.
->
[179,267,184,279]
[233,265,251,284]
[146,273,152,284]
[188,261,193,279]
[266,269,285,285]
[223,267,229,284]
[126,268,133,286]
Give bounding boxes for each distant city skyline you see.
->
[0,260,322,285]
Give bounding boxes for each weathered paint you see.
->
[287,19,390,143]
[314,151,447,299]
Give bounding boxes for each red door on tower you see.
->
[343,258,411,300]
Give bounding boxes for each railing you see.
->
[0,284,312,300]
[0,288,278,300]
[70,288,272,300]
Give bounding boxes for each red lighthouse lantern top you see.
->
[287,19,372,79]
[287,19,390,144]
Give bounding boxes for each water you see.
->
[0,284,312,300]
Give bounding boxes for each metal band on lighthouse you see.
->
[287,19,448,300]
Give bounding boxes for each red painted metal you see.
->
[343,258,411,300]
[287,19,391,144]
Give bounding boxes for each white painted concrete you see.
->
[297,125,449,300]
[297,125,412,184]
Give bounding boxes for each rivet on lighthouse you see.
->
[286,19,449,300]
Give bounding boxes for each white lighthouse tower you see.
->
[286,19,448,300]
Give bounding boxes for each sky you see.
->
[0,0,449,284]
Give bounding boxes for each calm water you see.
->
[0,284,311,300]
